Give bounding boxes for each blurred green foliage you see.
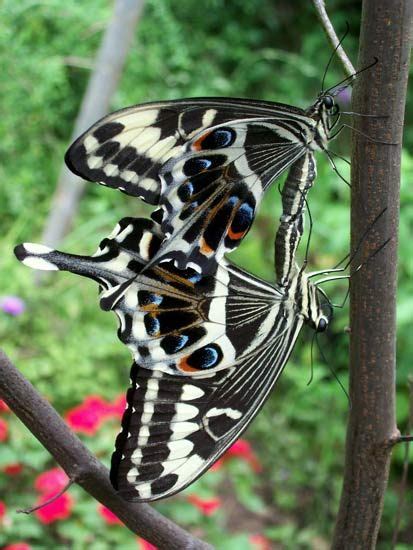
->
[0,0,412,548]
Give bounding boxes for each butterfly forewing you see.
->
[148,119,308,271]
[111,309,302,502]
[65,97,331,274]
[65,98,300,203]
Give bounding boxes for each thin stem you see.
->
[312,0,356,77]
[391,378,413,548]
[17,480,75,515]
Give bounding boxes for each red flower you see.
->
[3,463,23,476]
[34,468,69,495]
[137,538,158,549]
[209,458,224,472]
[187,494,221,516]
[65,395,113,435]
[0,417,9,442]
[224,439,262,472]
[108,394,127,418]
[3,544,32,550]
[0,500,6,521]
[0,399,10,412]
[98,504,123,525]
[249,534,271,550]
[34,492,73,524]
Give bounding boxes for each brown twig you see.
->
[391,378,413,548]
[17,480,75,515]
[0,350,212,550]
[312,0,356,77]
[38,0,145,273]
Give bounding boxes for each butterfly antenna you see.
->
[315,332,351,407]
[321,22,350,92]
[328,149,351,167]
[303,194,313,267]
[324,149,351,188]
[352,237,392,275]
[333,207,387,270]
[330,122,397,146]
[307,331,317,386]
[325,57,379,96]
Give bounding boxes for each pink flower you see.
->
[34,468,69,495]
[0,417,9,441]
[0,399,10,412]
[0,296,26,316]
[65,395,113,435]
[249,534,271,550]
[209,458,224,472]
[137,538,158,549]
[34,492,73,524]
[0,500,6,521]
[98,504,123,525]
[3,544,32,550]
[187,494,221,516]
[108,394,127,418]
[3,463,23,476]
[224,439,262,472]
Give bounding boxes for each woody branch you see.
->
[332,1,412,547]
[0,349,212,550]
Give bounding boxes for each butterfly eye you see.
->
[317,317,328,332]
[322,95,334,109]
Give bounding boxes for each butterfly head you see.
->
[306,92,340,149]
[307,303,331,333]
[301,277,333,333]
[319,93,335,111]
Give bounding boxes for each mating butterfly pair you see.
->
[15,91,340,500]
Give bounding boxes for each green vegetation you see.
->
[0,0,412,547]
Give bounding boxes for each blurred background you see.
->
[0,0,412,548]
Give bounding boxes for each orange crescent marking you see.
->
[192,131,211,151]
[227,227,247,241]
[179,357,199,373]
[200,237,214,255]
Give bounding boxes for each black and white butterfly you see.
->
[14,205,332,501]
[65,93,341,276]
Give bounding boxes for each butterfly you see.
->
[65,94,340,278]
[14,206,331,501]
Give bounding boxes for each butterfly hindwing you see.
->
[14,216,306,501]
[110,265,303,502]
